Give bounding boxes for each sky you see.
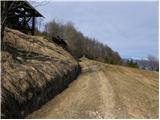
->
[33,0,158,59]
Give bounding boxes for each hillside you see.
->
[1,28,158,119]
[28,58,159,119]
[44,20,122,64]
[1,28,80,118]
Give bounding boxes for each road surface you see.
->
[27,58,159,119]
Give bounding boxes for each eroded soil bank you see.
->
[1,28,81,118]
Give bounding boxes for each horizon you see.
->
[32,0,158,59]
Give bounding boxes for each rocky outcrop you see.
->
[1,28,81,118]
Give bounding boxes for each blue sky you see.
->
[34,0,158,59]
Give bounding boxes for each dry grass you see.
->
[28,58,159,119]
[1,28,80,118]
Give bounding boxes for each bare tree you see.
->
[1,1,26,49]
[44,20,122,64]
[138,60,147,69]
[147,55,159,71]
[1,1,48,49]
[28,0,49,8]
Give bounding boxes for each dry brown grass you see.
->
[1,28,80,118]
[28,58,158,119]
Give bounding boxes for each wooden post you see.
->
[31,16,35,35]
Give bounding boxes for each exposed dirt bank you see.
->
[1,28,80,118]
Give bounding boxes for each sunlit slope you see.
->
[1,28,80,118]
[28,58,159,119]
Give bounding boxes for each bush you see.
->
[127,59,139,68]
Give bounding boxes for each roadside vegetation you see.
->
[36,20,123,65]
[35,20,158,71]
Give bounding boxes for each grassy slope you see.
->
[1,28,80,118]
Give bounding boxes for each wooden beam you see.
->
[31,16,35,35]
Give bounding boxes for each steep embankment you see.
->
[28,58,159,119]
[1,28,80,118]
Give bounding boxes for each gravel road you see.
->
[27,58,159,119]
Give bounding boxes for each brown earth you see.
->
[1,28,80,118]
[27,58,159,119]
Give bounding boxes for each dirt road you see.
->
[27,58,159,119]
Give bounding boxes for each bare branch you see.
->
[28,0,49,8]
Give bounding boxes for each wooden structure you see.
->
[4,1,43,35]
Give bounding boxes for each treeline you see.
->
[41,20,122,64]
[123,55,159,71]
[136,55,159,71]
[126,59,139,68]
